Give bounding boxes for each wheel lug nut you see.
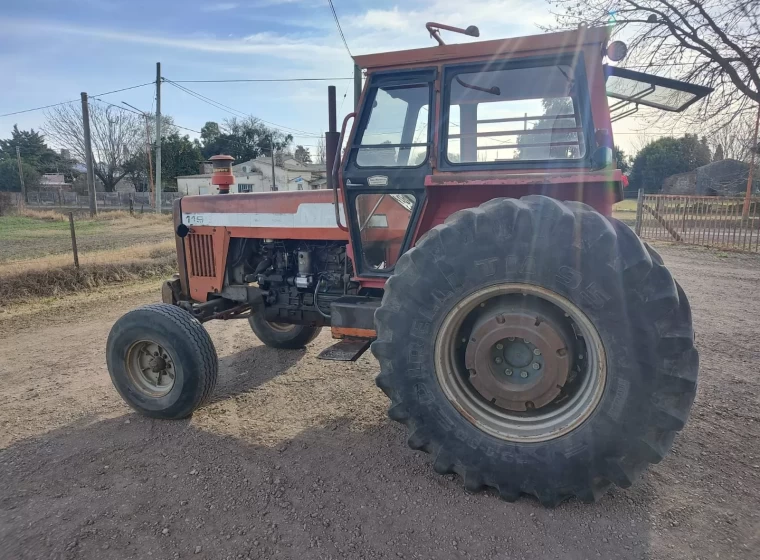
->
[520,371,529,378]
[494,357,503,364]
[533,348,541,356]
[532,363,540,370]
[496,343,503,350]
[505,369,513,376]
[508,337,515,341]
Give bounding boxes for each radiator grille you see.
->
[187,234,216,277]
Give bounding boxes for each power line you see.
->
[91,97,144,116]
[327,0,352,58]
[338,71,352,115]
[168,77,353,84]
[167,79,319,136]
[164,79,324,138]
[166,79,249,118]
[0,82,155,118]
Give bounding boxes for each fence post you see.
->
[635,189,644,236]
[68,212,79,269]
[129,195,134,216]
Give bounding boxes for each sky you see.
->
[0,0,668,157]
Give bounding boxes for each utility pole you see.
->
[353,63,362,109]
[15,146,26,206]
[743,103,760,219]
[270,138,277,191]
[155,62,162,213]
[81,92,97,217]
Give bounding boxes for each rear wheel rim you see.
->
[126,341,176,397]
[434,283,606,443]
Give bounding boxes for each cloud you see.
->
[201,2,238,11]
[340,1,555,56]
[346,8,412,32]
[0,19,345,64]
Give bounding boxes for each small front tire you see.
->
[106,303,218,419]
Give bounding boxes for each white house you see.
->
[177,157,326,196]
[39,173,72,191]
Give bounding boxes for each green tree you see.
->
[200,121,221,145]
[294,145,312,164]
[0,159,41,192]
[713,144,725,162]
[199,118,292,162]
[0,125,63,174]
[161,133,203,190]
[124,150,151,193]
[613,145,630,174]
[629,134,712,192]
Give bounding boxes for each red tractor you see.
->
[107,24,709,506]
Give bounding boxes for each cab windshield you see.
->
[355,84,430,168]
[444,62,588,164]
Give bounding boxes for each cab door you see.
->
[342,68,436,278]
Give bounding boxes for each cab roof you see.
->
[353,26,611,71]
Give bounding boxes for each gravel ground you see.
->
[1,243,759,560]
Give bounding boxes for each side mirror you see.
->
[591,146,613,170]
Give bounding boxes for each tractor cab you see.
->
[340,24,710,278]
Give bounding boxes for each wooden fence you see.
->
[636,192,760,253]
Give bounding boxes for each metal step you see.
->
[317,337,372,361]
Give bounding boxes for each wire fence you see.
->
[636,192,760,253]
[8,190,182,212]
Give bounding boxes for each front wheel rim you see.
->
[434,283,606,443]
[267,322,297,333]
[126,341,176,397]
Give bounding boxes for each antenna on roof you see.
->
[426,22,480,46]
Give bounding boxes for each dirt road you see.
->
[1,244,759,560]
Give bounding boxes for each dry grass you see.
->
[0,240,175,276]
[16,207,171,224]
[15,209,68,222]
[0,254,177,304]
[1,213,173,263]
[0,210,177,304]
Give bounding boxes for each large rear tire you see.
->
[107,303,218,419]
[248,313,321,349]
[372,195,698,506]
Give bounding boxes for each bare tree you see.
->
[44,102,141,192]
[547,1,760,130]
[316,136,326,165]
[705,111,758,161]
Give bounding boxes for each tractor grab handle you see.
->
[332,112,355,232]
